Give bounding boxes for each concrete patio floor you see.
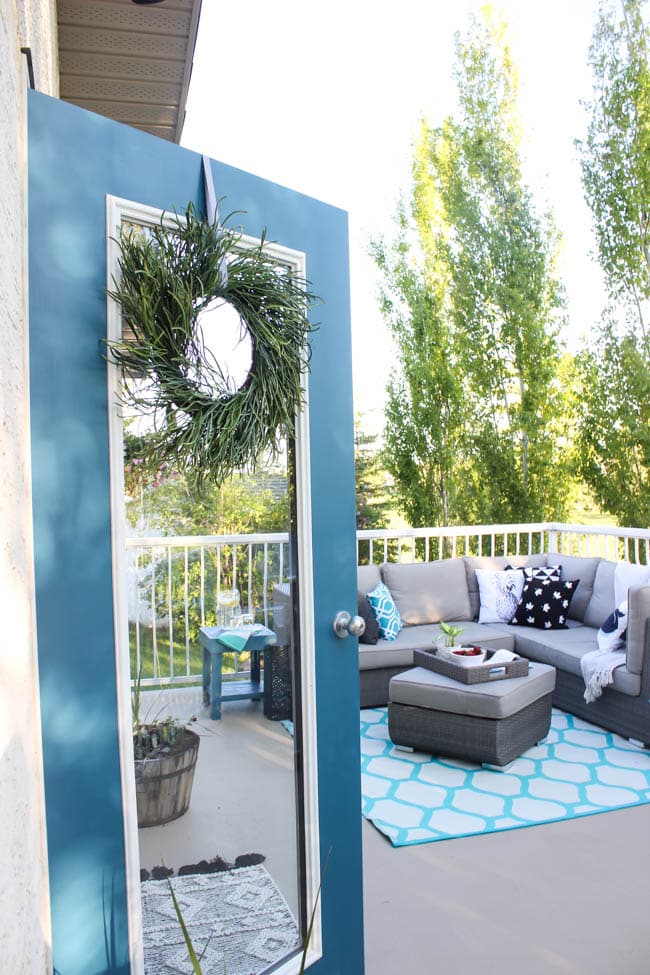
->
[137,690,650,974]
[363,797,650,975]
[137,690,300,920]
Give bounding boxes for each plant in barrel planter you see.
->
[132,676,200,828]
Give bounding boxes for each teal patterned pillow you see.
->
[366,582,402,640]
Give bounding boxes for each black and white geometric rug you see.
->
[142,864,301,975]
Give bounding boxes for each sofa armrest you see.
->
[626,583,650,676]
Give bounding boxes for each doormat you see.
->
[141,864,300,975]
[360,707,650,847]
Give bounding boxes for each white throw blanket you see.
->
[580,646,626,703]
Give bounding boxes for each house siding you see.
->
[0,2,57,972]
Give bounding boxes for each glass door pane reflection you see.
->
[129,445,305,973]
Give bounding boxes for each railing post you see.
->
[547,526,559,555]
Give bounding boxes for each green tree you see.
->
[373,10,572,527]
[578,334,650,527]
[577,0,650,525]
[354,418,391,529]
[125,428,288,536]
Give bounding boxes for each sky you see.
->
[181,0,607,433]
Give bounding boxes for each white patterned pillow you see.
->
[475,569,525,623]
[366,582,403,641]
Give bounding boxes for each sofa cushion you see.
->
[609,666,642,696]
[584,560,617,628]
[509,620,597,676]
[614,561,650,605]
[508,621,642,696]
[381,560,472,625]
[557,555,601,621]
[509,578,579,630]
[388,661,556,720]
[357,591,379,645]
[626,583,650,675]
[357,563,381,594]
[464,554,547,619]
[358,621,515,670]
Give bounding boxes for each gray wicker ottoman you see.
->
[388,662,556,767]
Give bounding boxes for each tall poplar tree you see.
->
[373,10,571,527]
[577,0,650,526]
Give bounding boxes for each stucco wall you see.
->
[0,1,57,971]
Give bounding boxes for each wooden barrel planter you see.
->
[135,728,200,828]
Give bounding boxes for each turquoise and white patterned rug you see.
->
[360,707,650,846]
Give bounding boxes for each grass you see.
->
[129,623,248,683]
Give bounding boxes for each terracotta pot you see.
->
[135,728,200,828]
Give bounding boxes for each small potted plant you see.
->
[437,621,464,648]
[132,673,200,828]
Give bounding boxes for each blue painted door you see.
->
[28,91,364,975]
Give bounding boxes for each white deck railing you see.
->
[127,522,650,686]
[356,522,650,565]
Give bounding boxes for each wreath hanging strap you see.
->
[107,204,317,485]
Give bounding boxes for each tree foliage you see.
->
[354,418,392,529]
[124,428,288,536]
[577,0,650,525]
[579,0,650,323]
[578,332,650,526]
[373,10,572,527]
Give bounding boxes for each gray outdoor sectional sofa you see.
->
[357,554,650,747]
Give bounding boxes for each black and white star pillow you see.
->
[509,577,579,629]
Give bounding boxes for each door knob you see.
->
[333,611,366,640]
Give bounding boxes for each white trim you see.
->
[106,195,145,974]
[105,195,322,972]
[289,255,323,965]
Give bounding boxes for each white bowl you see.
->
[450,647,487,665]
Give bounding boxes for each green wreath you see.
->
[108,204,317,485]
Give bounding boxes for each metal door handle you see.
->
[333,611,366,639]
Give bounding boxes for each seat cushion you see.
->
[389,662,556,720]
[381,559,472,625]
[509,620,598,676]
[506,621,641,696]
[358,621,515,670]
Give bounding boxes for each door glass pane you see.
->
[119,227,306,972]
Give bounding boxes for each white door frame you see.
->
[105,194,322,973]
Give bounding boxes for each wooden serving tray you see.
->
[414,648,529,684]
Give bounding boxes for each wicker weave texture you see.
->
[360,666,408,708]
[388,692,553,767]
[414,648,529,684]
[263,644,292,721]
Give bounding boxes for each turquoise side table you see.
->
[199,624,277,720]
